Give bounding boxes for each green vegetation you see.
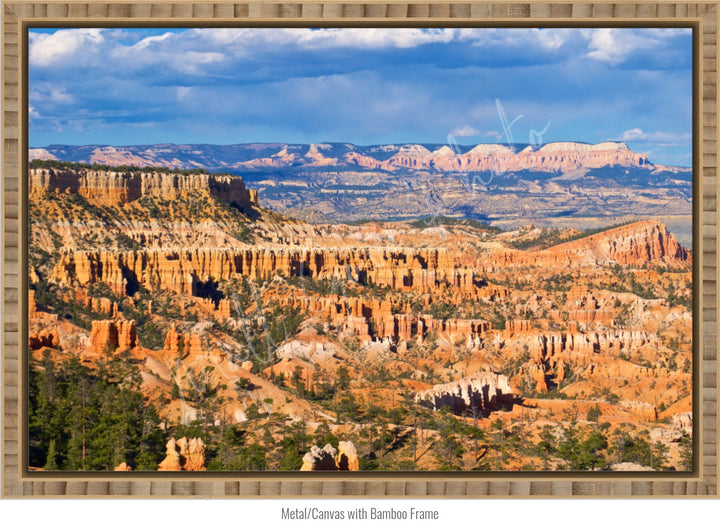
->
[29,353,165,470]
[506,221,636,251]
[31,281,112,331]
[29,158,236,177]
[557,425,608,470]
[409,215,500,232]
[610,433,669,470]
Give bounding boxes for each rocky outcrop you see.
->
[158,437,206,471]
[29,167,258,209]
[336,441,360,471]
[163,327,205,358]
[497,329,654,364]
[88,319,137,355]
[114,462,132,471]
[49,246,480,297]
[29,290,37,318]
[29,329,59,350]
[620,400,657,421]
[300,444,339,471]
[299,441,359,471]
[489,221,689,270]
[610,462,655,471]
[673,412,693,434]
[415,372,513,415]
[279,292,490,344]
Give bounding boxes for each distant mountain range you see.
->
[29,141,692,242]
[29,141,688,176]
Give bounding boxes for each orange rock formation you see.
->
[88,319,137,354]
[30,167,258,209]
[157,437,206,471]
[299,441,359,471]
[415,372,514,414]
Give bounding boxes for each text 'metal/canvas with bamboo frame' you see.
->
[1,1,718,498]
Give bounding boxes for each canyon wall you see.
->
[281,292,492,343]
[29,167,258,209]
[49,220,688,299]
[415,372,514,414]
[88,319,138,354]
[49,246,480,296]
[486,220,690,270]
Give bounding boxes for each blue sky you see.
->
[28,27,692,166]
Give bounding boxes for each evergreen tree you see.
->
[28,355,166,471]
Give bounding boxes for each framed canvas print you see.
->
[1,1,718,498]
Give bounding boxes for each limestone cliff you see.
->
[29,167,258,209]
[50,246,471,296]
[488,220,690,270]
[89,319,137,354]
[415,372,513,414]
[48,220,686,300]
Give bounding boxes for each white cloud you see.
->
[585,28,691,64]
[585,29,635,64]
[457,27,577,51]
[176,87,193,102]
[132,32,175,50]
[535,29,571,50]
[178,51,226,74]
[192,27,457,51]
[30,86,75,105]
[617,128,691,145]
[29,28,105,67]
[450,125,480,137]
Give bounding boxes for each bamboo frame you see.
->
[1,1,717,498]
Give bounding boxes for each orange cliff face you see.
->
[547,220,690,264]
[88,319,137,355]
[49,246,467,295]
[278,290,492,343]
[29,167,259,209]
[486,220,690,271]
[48,220,690,298]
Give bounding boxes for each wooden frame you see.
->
[1,1,717,498]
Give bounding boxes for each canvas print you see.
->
[27,27,693,472]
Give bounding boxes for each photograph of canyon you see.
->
[26,27,693,472]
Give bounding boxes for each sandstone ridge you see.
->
[49,220,690,298]
[415,372,514,414]
[488,220,690,270]
[29,167,259,208]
